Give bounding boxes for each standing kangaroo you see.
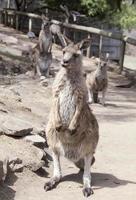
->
[39,15,52,54]
[44,40,99,197]
[86,54,109,106]
[31,15,53,78]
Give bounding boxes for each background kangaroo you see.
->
[49,4,78,47]
[50,23,67,47]
[86,54,109,106]
[39,15,52,53]
[44,39,99,197]
[31,15,53,78]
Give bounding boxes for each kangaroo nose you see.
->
[63,60,69,64]
[61,59,69,67]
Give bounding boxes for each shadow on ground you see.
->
[0,172,17,200]
[61,171,136,190]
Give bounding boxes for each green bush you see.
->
[81,0,109,16]
[111,4,136,29]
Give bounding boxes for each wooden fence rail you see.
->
[0,8,136,71]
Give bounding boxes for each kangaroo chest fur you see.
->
[59,79,76,125]
[53,69,84,126]
[94,70,108,91]
[37,54,52,72]
[41,32,52,52]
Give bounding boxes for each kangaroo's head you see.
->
[41,14,50,31]
[96,53,109,73]
[61,39,90,71]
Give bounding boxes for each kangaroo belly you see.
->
[58,142,83,162]
[59,85,76,125]
[38,57,51,72]
[42,37,51,52]
[95,78,107,91]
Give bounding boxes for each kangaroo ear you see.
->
[78,39,91,50]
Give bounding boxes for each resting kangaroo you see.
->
[44,40,99,197]
[86,54,109,106]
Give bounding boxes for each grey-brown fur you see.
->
[30,43,52,78]
[30,15,53,78]
[39,15,52,54]
[86,55,109,106]
[50,23,67,47]
[44,40,99,197]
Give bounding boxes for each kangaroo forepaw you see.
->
[56,122,67,132]
[56,125,63,132]
[68,128,77,135]
[82,187,94,197]
[44,177,60,191]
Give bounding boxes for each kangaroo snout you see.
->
[61,60,69,68]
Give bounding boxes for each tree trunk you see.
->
[132,0,136,4]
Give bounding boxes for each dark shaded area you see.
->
[35,167,49,178]
[61,171,136,190]
[0,172,18,200]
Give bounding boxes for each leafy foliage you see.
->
[13,0,136,29]
[39,0,82,11]
[111,4,136,29]
[80,0,109,16]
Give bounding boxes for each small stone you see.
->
[40,76,46,81]
[9,163,23,172]
[23,135,45,144]
[25,71,35,77]
[31,127,45,137]
[40,80,48,87]
[27,32,36,38]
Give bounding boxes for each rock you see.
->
[40,76,46,81]
[40,79,48,87]
[8,157,23,172]
[31,127,45,137]
[25,70,35,78]
[0,135,45,172]
[1,116,33,136]
[23,135,45,144]
[0,156,23,181]
[10,163,24,172]
[29,160,45,171]
[0,33,18,44]
[27,32,36,39]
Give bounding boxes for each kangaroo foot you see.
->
[44,177,60,191]
[82,187,94,197]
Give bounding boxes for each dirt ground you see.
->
[0,25,136,200]
[0,70,136,200]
